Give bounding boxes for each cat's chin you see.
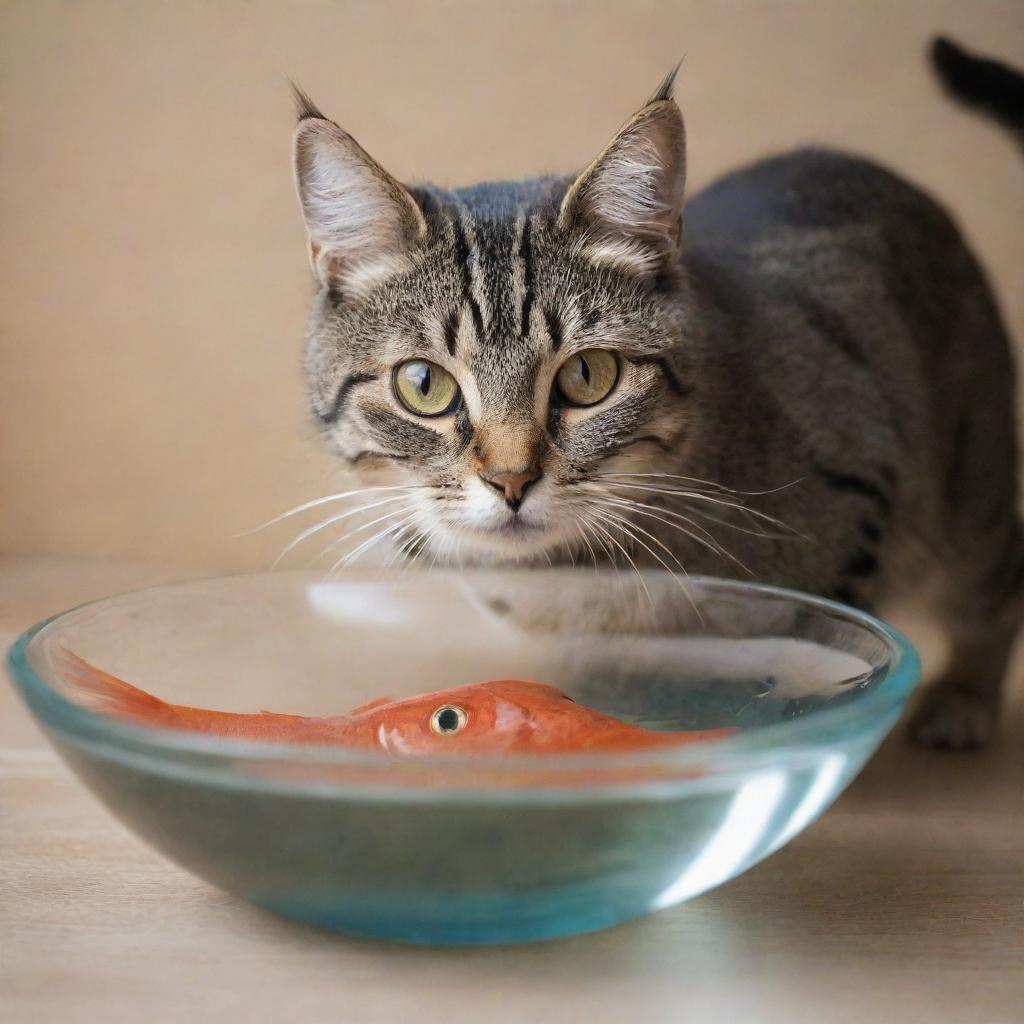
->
[424,520,577,564]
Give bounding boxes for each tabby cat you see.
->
[290,40,1023,751]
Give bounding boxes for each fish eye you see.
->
[430,704,468,735]
[393,359,461,417]
[554,349,620,407]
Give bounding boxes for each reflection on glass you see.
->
[653,770,787,908]
[767,752,848,855]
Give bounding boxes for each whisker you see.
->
[382,519,421,570]
[577,516,606,573]
[594,493,754,576]
[396,529,429,575]
[597,471,732,492]
[587,505,703,622]
[332,521,412,576]
[400,526,428,566]
[593,499,696,581]
[724,477,805,498]
[586,515,654,609]
[328,510,420,576]
[398,522,432,575]
[273,493,415,568]
[448,534,460,571]
[587,502,688,575]
[311,503,415,567]
[426,531,443,571]
[597,472,805,498]
[579,510,617,567]
[679,505,796,542]
[597,491,729,548]
[562,534,577,568]
[238,485,418,537]
[574,521,601,570]
[390,523,425,575]
[600,481,805,536]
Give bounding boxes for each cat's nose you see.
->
[481,466,542,510]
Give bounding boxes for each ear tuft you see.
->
[648,61,682,104]
[290,81,328,124]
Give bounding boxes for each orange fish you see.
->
[59,651,733,755]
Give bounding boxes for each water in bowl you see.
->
[10,571,916,944]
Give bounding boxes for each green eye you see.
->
[393,360,461,416]
[555,349,620,407]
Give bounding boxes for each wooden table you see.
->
[2,557,1022,1023]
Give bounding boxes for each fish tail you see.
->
[58,648,168,721]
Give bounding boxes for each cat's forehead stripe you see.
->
[450,213,486,345]
[478,218,520,350]
[442,308,460,358]
[518,214,534,340]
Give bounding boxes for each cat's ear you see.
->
[292,88,427,297]
[559,70,685,277]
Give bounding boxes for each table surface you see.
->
[2,556,1022,1024]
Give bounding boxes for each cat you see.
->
[289,39,1023,752]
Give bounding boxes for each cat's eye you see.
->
[430,704,468,735]
[555,349,620,407]
[393,359,461,417]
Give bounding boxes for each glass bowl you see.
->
[6,570,919,945]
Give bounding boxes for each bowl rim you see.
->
[6,570,921,778]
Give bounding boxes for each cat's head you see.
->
[292,74,697,564]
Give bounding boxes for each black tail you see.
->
[931,36,1024,141]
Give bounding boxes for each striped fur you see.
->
[292,54,1023,748]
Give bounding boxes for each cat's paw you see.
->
[907,685,996,751]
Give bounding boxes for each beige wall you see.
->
[2,0,1022,572]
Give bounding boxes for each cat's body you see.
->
[291,43,1023,750]
[663,149,1023,749]
[679,147,1019,605]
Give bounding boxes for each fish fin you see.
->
[58,648,166,718]
[258,709,308,720]
[346,697,392,714]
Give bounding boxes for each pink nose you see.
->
[481,467,542,509]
